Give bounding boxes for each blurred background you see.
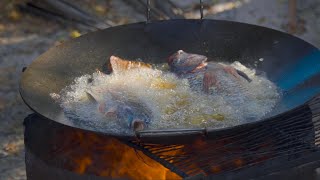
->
[0,0,319,179]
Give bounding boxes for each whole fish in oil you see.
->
[167,50,251,94]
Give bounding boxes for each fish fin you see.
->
[223,66,241,80]
[203,71,218,94]
[85,91,98,103]
[222,65,252,82]
[110,55,152,74]
[110,55,125,74]
[98,102,106,113]
[236,69,252,82]
[85,90,104,103]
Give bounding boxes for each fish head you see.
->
[116,103,151,132]
[99,101,151,132]
[168,50,208,75]
[86,88,152,132]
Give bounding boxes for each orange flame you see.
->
[52,129,181,180]
[49,125,275,179]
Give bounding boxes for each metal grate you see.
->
[125,95,320,178]
[23,95,320,179]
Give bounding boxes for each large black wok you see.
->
[20,19,320,138]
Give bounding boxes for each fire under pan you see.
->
[24,96,320,179]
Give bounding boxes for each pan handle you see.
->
[145,0,204,23]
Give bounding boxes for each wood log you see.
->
[17,2,96,31]
[24,0,112,30]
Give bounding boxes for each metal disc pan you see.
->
[20,19,320,138]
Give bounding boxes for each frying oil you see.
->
[50,62,281,135]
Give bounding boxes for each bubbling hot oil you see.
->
[51,62,281,135]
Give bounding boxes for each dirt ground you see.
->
[0,0,320,179]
